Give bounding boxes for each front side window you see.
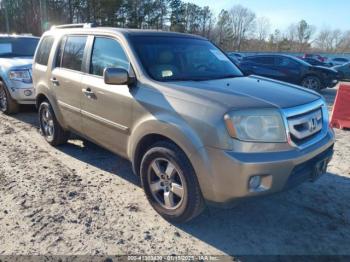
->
[61,36,87,71]
[90,37,129,76]
[35,36,54,66]
[129,36,242,82]
[0,37,39,58]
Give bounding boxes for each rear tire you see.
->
[301,75,322,91]
[38,100,70,146]
[0,81,19,114]
[140,141,205,223]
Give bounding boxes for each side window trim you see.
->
[82,35,95,74]
[54,35,67,69]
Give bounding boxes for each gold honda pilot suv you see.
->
[33,24,335,223]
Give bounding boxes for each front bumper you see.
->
[8,85,36,104]
[324,78,338,88]
[193,129,335,206]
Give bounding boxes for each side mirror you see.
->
[104,68,134,85]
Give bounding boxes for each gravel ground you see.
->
[0,88,349,256]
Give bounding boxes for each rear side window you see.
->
[253,56,274,65]
[275,57,298,67]
[61,36,87,71]
[35,36,54,66]
[90,37,129,76]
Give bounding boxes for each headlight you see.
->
[8,69,32,83]
[224,109,287,142]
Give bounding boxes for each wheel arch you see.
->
[128,118,205,177]
[35,88,67,129]
[129,118,216,202]
[0,76,12,98]
[301,73,324,87]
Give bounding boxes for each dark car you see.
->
[333,62,350,81]
[301,57,333,67]
[226,52,243,65]
[330,57,349,66]
[303,53,326,63]
[239,54,339,90]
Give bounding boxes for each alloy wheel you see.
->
[147,157,186,210]
[302,77,320,90]
[40,105,55,140]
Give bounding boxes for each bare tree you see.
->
[255,16,270,50]
[229,5,256,51]
[296,20,315,52]
[256,17,270,41]
[214,9,233,50]
[337,31,350,52]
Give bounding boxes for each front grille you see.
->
[287,107,323,145]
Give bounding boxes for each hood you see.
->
[312,65,338,74]
[159,75,321,110]
[0,57,33,70]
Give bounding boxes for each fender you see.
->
[35,82,68,129]
[127,114,215,200]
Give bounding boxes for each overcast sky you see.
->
[187,0,349,31]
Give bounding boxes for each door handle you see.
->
[82,87,95,98]
[50,77,59,86]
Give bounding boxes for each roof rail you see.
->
[50,23,95,30]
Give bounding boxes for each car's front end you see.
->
[0,36,39,106]
[311,66,339,88]
[1,64,36,104]
[200,98,334,206]
[127,32,335,217]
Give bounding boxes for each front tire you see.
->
[38,100,70,146]
[140,141,205,223]
[0,81,19,114]
[301,75,322,91]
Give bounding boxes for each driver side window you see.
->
[90,37,129,77]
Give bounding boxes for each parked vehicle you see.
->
[0,35,39,114]
[239,54,339,90]
[33,25,335,223]
[302,53,326,63]
[330,57,349,66]
[333,62,350,81]
[227,52,243,64]
[301,57,332,67]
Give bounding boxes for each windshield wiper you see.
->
[160,74,243,82]
[206,74,243,80]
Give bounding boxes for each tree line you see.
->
[0,0,349,53]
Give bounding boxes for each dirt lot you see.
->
[0,88,350,256]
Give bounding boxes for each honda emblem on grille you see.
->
[309,117,318,132]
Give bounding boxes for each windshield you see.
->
[0,37,39,57]
[129,36,243,82]
[291,56,312,66]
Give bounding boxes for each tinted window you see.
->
[0,37,39,58]
[252,56,274,65]
[334,58,348,62]
[129,36,242,82]
[90,37,129,76]
[61,36,87,71]
[276,57,299,67]
[35,36,54,65]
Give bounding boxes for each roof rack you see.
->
[50,23,95,30]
